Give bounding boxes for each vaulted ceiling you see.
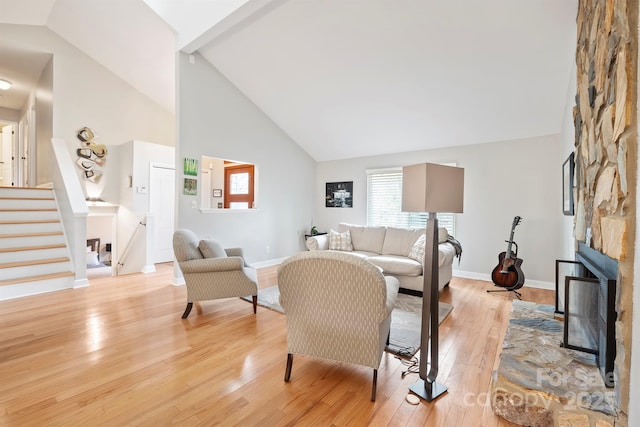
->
[0,0,578,161]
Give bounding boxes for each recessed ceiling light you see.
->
[0,79,12,90]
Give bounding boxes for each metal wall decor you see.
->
[76,127,108,183]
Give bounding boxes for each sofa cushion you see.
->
[328,229,353,251]
[339,223,386,253]
[382,227,423,256]
[199,239,228,258]
[367,255,422,276]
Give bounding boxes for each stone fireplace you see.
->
[571,0,637,423]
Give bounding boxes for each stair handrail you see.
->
[115,220,147,276]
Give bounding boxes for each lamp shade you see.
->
[402,163,464,213]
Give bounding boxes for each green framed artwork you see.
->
[184,158,198,176]
[183,178,197,195]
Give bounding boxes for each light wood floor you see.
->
[0,263,553,426]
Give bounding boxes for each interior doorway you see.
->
[149,163,175,264]
[0,123,15,187]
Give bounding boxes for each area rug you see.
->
[241,286,453,358]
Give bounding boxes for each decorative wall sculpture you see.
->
[76,127,108,183]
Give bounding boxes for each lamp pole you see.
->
[409,213,448,401]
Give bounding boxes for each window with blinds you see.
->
[366,168,456,235]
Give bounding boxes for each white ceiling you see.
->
[0,0,578,161]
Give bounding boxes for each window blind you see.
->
[366,168,456,235]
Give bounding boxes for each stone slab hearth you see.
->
[490,300,617,427]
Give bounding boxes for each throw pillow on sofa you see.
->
[198,239,228,258]
[328,229,353,251]
[408,234,426,264]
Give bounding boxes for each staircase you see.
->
[0,187,75,300]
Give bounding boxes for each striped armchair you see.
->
[278,251,400,401]
[173,229,258,319]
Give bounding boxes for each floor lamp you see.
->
[402,163,464,402]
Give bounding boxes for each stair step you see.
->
[0,257,70,269]
[0,209,57,214]
[1,258,72,281]
[0,219,60,225]
[0,231,64,239]
[0,271,75,287]
[0,187,54,199]
[0,197,56,211]
[0,210,60,222]
[0,234,66,248]
[0,221,62,235]
[0,196,55,201]
[0,246,68,263]
[0,244,66,253]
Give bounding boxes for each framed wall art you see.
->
[183,178,197,195]
[184,158,198,176]
[326,181,353,208]
[563,152,575,215]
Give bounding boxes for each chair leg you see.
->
[371,369,378,402]
[284,353,293,382]
[252,295,257,314]
[181,302,193,319]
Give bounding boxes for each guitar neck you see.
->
[505,228,516,258]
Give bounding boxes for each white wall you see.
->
[314,135,564,286]
[177,52,315,264]
[35,57,53,185]
[560,60,578,260]
[0,24,175,186]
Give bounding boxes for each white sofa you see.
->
[305,223,457,294]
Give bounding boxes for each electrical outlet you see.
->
[191,200,197,208]
[265,246,270,255]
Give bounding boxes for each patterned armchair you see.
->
[173,229,258,319]
[278,251,400,401]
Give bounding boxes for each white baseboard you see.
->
[251,257,287,269]
[74,278,89,288]
[452,270,554,290]
[141,265,156,274]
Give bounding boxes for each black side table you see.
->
[304,232,327,240]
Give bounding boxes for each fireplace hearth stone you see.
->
[490,300,616,426]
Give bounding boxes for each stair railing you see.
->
[115,220,146,276]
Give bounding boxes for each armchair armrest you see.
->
[383,276,400,317]
[306,234,329,251]
[179,256,244,274]
[225,247,249,266]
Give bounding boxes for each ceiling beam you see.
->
[179,0,284,54]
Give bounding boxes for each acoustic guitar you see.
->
[490,216,525,291]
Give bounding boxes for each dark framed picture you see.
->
[183,178,197,195]
[326,181,353,208]
[563,152,575,215]
[213,189,222,197]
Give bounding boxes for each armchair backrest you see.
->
[278,251,395,368]
[173,229,204,262]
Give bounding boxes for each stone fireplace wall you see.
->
[573,0,637,420]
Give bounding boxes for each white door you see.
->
[0,124,13,186]
[149,164,175,263]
